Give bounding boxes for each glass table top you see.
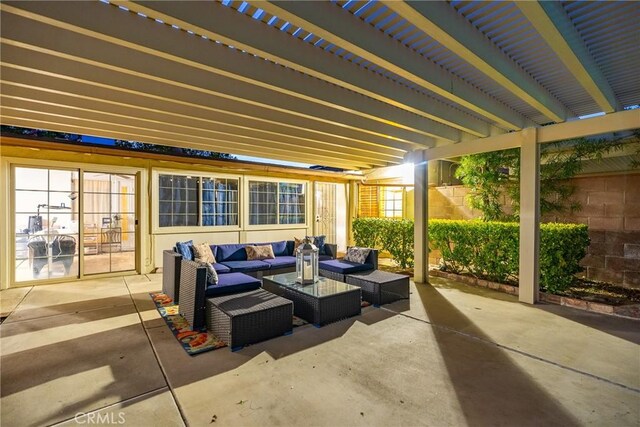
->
[263,272,359,297]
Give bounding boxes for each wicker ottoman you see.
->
[346,270,410,307]
[206,289,293,351]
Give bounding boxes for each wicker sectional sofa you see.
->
[162,240,338,329]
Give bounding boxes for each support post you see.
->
[518,128,540,304]
[414,158,429,284]
[347,180,357,246]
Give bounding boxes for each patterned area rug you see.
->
[150,292,371,356]
[150,293,227,355]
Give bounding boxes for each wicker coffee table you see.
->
[262,272,361,327]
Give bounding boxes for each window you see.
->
[249,180,306,225]
[249,181,277,224]
[202,178,239,226]
[358,185,380,217]
[158,173,240,228]
[159,175,199,227]
[279,182,306,224]
[357,185,406,218]
[382,187,404,218]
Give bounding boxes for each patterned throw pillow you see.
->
[344,247,371,264]
[246,244,275,260]
[195,259,218,285]
[192,242,216,264]
[306,235,326,255]
[293,237,304,253]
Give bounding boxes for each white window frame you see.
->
[152,169,242,234]
[244,176,309,230]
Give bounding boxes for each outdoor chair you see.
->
[28,235,76,278]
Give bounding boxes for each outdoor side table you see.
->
[346,270,409,307]
[206,289,293,351]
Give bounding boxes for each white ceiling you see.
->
[1,1,638,169]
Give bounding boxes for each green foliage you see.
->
[538,223,590,292]
[379,219,414,269]
[454,150,518,221]
[115,140,236,159]
[429,219,589,292]
[455,134,639,220]
[352,217,384,249]
[352,218,414,268]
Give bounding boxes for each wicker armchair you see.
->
[162,250,183,303]
[178,259,208,330]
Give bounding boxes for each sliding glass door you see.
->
[83,172,137,275]
[12,167,138,284]
[14,167,80,282]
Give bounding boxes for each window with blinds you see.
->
[358,185,379,217]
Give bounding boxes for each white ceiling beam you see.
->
[0,96,391,167]
[384,1,568,123]
[422,109,640,161]
[516,1,621,114]
[255,0,532,130]
[0,1,450,144]
[0,63,405,158]
[0,82,402,164]
[0,109,377,170]
[0,10,429,150]
[0,43,418,154]
[117,0,492,137]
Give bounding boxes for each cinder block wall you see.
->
[543,173,640,289]
[426,172,640,288]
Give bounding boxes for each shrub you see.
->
[352,217,385,249]
[429,219,589,292]
[352,218,414,268]
[379,219,414,269]
[354,217,590,292]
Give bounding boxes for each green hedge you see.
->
[353,218,414,268]
[429,220,589,292]
[353,217,590,292]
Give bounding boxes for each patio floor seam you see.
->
[383,306,640,394]
[0,285,33,322]
[1,301,136,325]
[47,386,173,427]
[123,278,189,427]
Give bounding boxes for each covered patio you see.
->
[1,273,638,426]
[1,1,639,426]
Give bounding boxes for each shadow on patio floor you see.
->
[412,282,582,426]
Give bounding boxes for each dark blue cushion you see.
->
[270,241,288,257]
[213,263,231,274]
[307,235,326,255]
[221,260,271,272]
[285,240,295,256]
[175,240,193,261]
[319,259,373,274]
[216,244,247,262]
[205,273,261,297]
[319,254,333,261]
[263,256,296,269]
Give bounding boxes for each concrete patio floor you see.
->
[1,274,638,427]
